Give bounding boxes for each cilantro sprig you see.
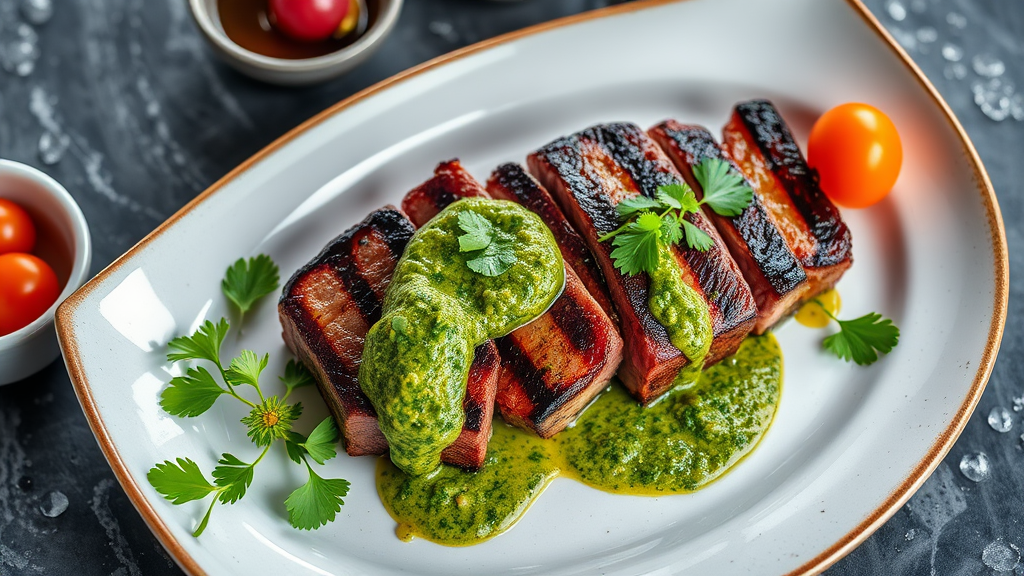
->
[599,157,754,276]
[148,255,348,536]
[456,211,517,277]
[816,301,900,366]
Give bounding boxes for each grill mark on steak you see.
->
[487,163,617,324]
[730,100,852,269]
[650,121,809,334]
[279,207,498,470]
[403,159,622,438]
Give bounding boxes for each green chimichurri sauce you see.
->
[360,198,564,476]
[648,245,713,389]
[376,335,783,545]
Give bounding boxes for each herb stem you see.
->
[598,220,632,243]
[193,497,217,537]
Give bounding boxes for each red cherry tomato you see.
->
[0,199,36,254]
[0,253,60,336]
[269,0,349,43]
[807,103,903,209]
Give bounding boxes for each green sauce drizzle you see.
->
[648,244,713,389]
[360,198,564,476]
[377,335,783,545]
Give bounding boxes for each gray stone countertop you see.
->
[0,0,1021,574]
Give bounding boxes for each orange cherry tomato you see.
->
[0,253,60,336]
[0,199,36,254]
[807,103,903,209]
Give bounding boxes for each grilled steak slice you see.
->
[529,123,757,403]
[487,163,618,325]
[279,207,498,470]
[404,161,623,437]
[721,100,853,297]
[650,121,808,333]
[401,159,488,225]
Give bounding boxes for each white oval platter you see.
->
[56,0,1008,574]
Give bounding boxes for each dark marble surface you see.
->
[0,0,1021,574]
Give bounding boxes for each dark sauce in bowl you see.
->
[216,0,378,60]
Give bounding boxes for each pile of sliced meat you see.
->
[279,100,852,470]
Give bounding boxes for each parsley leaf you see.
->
[300,417,339,465]
[456,211,494,252]
[600,163,754,276]
[212,453,256,505]
[285,465,350,530]
[280,359,314,397]
[609,217,662,276]
[616,195,661,219]
[160,367,226,417]
[224,350,269,391]
[222,254,280,316]
[823,312,900,366]
[693,158,754,217]
[682,220,714,252]
[457,211,518,277]
[241,397,302,447]
[148,458,216,504]
[284,431,307,465]
[167,319,229,367]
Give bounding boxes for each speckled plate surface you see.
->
[55,0,1007,574]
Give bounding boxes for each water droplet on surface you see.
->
[959,452,991,482]
[39,490,68,518]
[916,27,938,43]
[427,20,459,44]
[989,406,1013,433]
[973,78,1015,121]
[973,53,1006,78]
[941,43,963,62]
[905,528,917,541]
[0,23,40,77]
[886,0,907,21]
[891,28,917,51]
[983,539,1020,571]
[946,11,967,29]
[20,0,52,25]
[944,63,967,80]
[17,476,33,490]
[1010,93,1024,122]
[1013,395,1024,412]
[38,130,69,165]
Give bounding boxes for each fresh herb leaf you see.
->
[457,211,518,277]
[241,397,302,447]
[284,431,307,465]
[600,164,755,276]
[222,254,280,316]
[148,458,216,505]
[822,312,900,366]
[285,465,350,530]
[212,453,256,505]
[681,220,714,252]
[160,367,226,417]
[616,195,661,219]
[609,221,662,276]
[300,417,339,466]
[280,359,314,397]
[465,234,517,277]
[224,350,269,391]
[167,319,230,367]
[693,158,754,217]
[456,211,494,252]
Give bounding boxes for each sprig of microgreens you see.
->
[457,211,518,277]
[816,300,900,366]
[599,158,754,276]
[147,255,349,536]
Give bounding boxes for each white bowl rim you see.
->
[0,159,92,351]
[188,0,404,73]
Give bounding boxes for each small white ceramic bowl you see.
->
[189,0,403,86]
[0,160,91,386]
